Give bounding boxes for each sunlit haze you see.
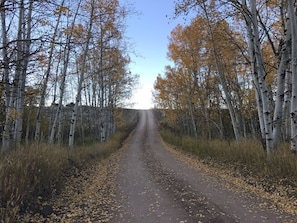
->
[120,0,191,109]
[131,83,153,110]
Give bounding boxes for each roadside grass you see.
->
[160,130,297,195]
[0,123,136,222]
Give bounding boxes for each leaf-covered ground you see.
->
[112,110,296,222]
[18,141,297,222]
[18,150,122,223]
[162,140,297,217]
[17,111,297,222]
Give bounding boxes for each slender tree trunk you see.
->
[69,0,95,148]
[3,4,24,149]
[272,20,291,148]
[242,0,273,153]
[288,0,297,153]
[1,0,12,152]
[14,0,33,147]
[99,27,106,142]
[252,0,273,153]
[201,2,240,141]
[35,0,64,142]
[49,68,66,144]
[284,71,292,141]
[25,103,33,144]
[188,99,197,137]
[49,0,82,144]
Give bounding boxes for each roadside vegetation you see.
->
[153,0,297,213]
[0,1,139,221]
[161,129,297,181]
[154,0,297,154]
[0,109,138,222]
[160,128,297,207]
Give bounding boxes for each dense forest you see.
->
[154,0,297,155]
[0,0,138,152]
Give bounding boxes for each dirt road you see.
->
[112,110,295,223]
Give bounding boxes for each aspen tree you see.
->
[172,0,297,153]
[49,0,82,144]
[272,18,291,148]
[288,0,297,153]
[1,0,34,150]
[240,0,294,153]
[200,1,241,141]
[35,0,65,142]
[173,1,244,140]
[68,0,95,148]
[1,0,11,152]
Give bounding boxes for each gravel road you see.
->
[111,110,295,223]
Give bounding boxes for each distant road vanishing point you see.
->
[112,110,295,223]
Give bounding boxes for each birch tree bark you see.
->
[98,21,107,143]
[13,0,26,147]
[1,0,33,150]
[201,2,241,141]
[68,0,95,148]
[272,19,291,148]
[49,0,81,144]
[170,0,297,151]
[242,0,274,153]
[35,0,64,142]
[288,0,297,153]
[1,0,12,152]
[14,0,34,147]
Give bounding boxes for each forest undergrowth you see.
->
[160,130,297,214]
[0,123,136,223]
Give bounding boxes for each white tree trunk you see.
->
[288,0,297,153]
[251,0,273,153]
[284,71,292,141]
[202,2,241,141]
[243,7,266,146]
[14,0,33,147]
[1,0,12,152]
[13,0,25,147]
[242,0,273,153]
[68,0,95,148]
[49,0,81,144]
[35,0,64,142]
[99,28,106,143]
[272,19,291,148]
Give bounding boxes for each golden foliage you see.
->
[54,6,70,16]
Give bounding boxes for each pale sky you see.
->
[120,0,191,109]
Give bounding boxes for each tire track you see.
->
[112,110,295,223]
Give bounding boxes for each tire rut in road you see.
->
[142,143,236,223]
[113,110,296,223]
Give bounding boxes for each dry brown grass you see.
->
[0,144,67,222]
[0,127,134,223]
[160,130,297,197]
